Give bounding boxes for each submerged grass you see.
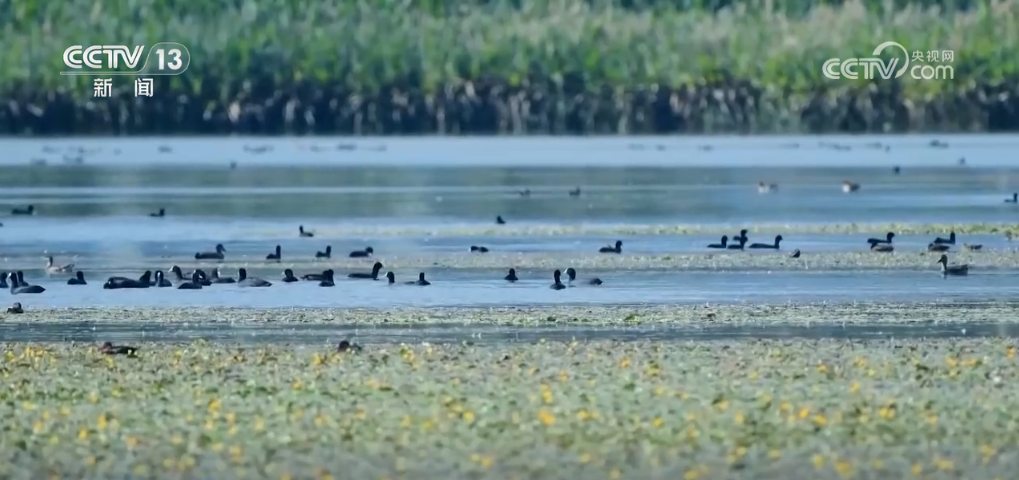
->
[1,339,1017,479]
[4,0,1016,97]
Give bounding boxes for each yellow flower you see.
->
[798,407,810,420]
[849,382,860,393]
[813,414,828,426]
[97,413,108,430]
[834,460,852,477]
[610,468,621,479]
[538,409,555,426]
[734,413,744,425]
[125,436,139,449]
[652,417,664,428]
[463,410,475,424]
[911,463,922,475]
[812,454,824,470]
[77,428,89,440]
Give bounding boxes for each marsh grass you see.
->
[1,339,1017,479]
[4,0,1016,95]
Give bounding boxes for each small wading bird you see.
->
[842,181,860,193]
[757,182,778,194]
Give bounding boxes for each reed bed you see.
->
[1,0,1017,134]
[1,339,1017,479]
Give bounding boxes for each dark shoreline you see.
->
[3,75,1018,136]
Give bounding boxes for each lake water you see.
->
[2,134,1019,316]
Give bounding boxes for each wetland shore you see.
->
[1,338,1016,479]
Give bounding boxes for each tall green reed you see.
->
[2,0,1015,98]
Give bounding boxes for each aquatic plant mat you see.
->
[1,338,1017,479]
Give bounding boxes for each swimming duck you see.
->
[238,268,272,287]
[210,268,236,284]
[318,270,335,287]
[937,254,969,276]
[749,235,783,250]
[568,187,581,197]
[505,268,518,282]
[282,269,300,283]
[1006,193,1018,204]
[337,340,363,353]
[707,236,728,249]
[45,256,74,274]
[266,245,282,261]
[67,271,87,285]
[7,302,22,314]
[963,243,983,251]
[757,182,778,193]
[789,249,801,258]
[99,341,138,356]
[869,241,894,253]
[149,208,165,217]
[11,205,34,215]
[349,247,374,258]
[0,272,8,289]
[565,267,602,286]
[299,225,314,237]
[151,270,172,287]
[842,181,860,193]
[599,240,623,254]
[406,272,430,286]
[727,237,747,251]
[550,270,567,290]
[195,243,226,260]
[386,271,396,284]
[893,166,901,174]
[927,243,950,253]
[518,189,531,197]
[301,270,332,281]
[348,262,384,280]
[316,246,332,259]
[496,215,506,225]
[470,245,489,253]
[177,271,204,290]
[933,232,956,245]
[866,232,895,245]
[9,273,44,294]
[104,271,152,289]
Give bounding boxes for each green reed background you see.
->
[3,0,1015,99]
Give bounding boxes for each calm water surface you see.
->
[1,135,1018,314]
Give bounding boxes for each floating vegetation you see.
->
[0,339,1017,479]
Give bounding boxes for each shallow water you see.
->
[0,319,1007,344]
[1,134,1018,312]
[0,269,1015,309]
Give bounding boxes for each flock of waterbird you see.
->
[3,216,979,300]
